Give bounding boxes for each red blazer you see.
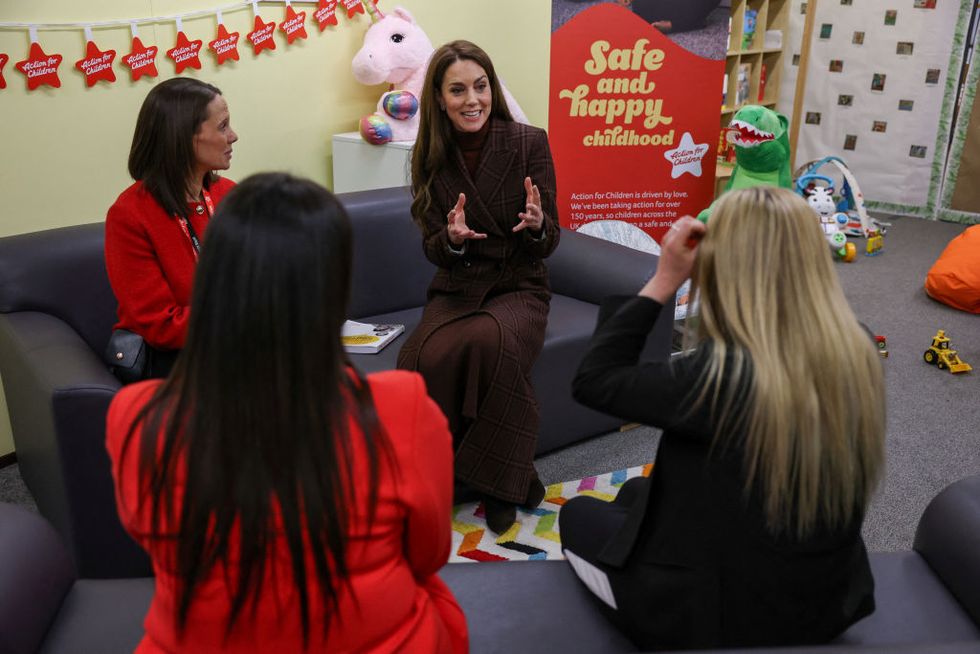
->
[106,370,467,654]
[104,178,235,350]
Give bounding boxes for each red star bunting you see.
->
[209,24,241,65]
[122,37,158,81]
[342,0,365,19]
[247,15,277,55]
[279,5,309,45]
[167,31,203,73]
[314,0,339,31]
[75,40,117,87]
[0,53,8,90]
[15,42,63,91]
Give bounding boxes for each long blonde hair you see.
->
[410,40,513,233]
[689,186,884,538]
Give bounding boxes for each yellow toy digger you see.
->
[923,330,972,374]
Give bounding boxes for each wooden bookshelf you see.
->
[716,0,788,195]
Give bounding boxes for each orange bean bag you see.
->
[925,224,980,314]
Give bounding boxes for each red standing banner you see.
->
[549,4,724,243]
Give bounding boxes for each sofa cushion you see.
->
[40,578,154,654]
[439,560,637,654]
[836,552,980,646]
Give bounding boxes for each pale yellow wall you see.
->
[0,0,551,457]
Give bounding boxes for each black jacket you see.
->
[572,296,875,650]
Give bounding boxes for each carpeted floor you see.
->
[551,1,729,61]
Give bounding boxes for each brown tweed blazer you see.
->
[397,119,560,502]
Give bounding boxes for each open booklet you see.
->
[341,321,405,354]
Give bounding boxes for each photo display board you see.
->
[795,0,974,217]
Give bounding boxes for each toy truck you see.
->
[923,330,972,374]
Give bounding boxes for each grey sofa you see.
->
[3,474,979,653]
[0,185,671,579]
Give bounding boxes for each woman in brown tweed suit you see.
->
[397,40,560,534]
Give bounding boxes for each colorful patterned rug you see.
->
[449,464,653,563]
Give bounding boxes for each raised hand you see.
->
[447,193,487,245]
[514,177,544,234]
[640,216,706,304]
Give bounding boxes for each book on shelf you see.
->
[342,320,405,354]
[758,63,767,101]
[735,64,752,105]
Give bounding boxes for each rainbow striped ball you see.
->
[359,114,393,145]
[382,90,419,121]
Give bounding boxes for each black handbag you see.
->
[105,329,148,384]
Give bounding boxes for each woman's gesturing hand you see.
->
[640,216,706,304]
[447,193,488,246]
[514,177,544,234]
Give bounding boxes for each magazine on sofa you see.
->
[342,321,405,354]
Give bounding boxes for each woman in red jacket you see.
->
[105,77,238,378]
[106,173,467,653]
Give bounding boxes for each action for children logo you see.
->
[664,132,709,178]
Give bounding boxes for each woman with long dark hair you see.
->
[397,40,561,534]
[561,188,885,649]
[106,173,467,653]
[105,77,238,378]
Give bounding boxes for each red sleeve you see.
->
[522,127,560,259]
[401,374,455,579]
[105,380,161,540]
[104,195,191,350]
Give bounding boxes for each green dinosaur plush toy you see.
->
[697,105,792,222]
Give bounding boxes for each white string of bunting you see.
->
[0,0,382,91]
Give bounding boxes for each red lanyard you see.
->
[177,188,214,262]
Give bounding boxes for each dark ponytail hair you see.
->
[123,172,390,644]
[128,77,222,220]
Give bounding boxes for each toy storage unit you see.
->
[332,132,413,194]
[716,0,789,196]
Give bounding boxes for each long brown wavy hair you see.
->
[410,40,513,233]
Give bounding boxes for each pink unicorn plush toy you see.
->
[351,4,528,144]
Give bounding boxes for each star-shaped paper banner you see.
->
[663,132,710,179]
[342,0,365,19]
[314,0,339,31]
[15,42,63,91]
[167,31,203,74]
[75,40,116,87]
[122,37,158,81]
[209,24,241,65]
[247,15,277,55]
[0,53,8,90]
[279,6,309,44]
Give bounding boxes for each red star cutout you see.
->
[342,0,365,19]
[167,31,203,74]
[75,40,117,87]
[0,54,8,90]
[122,37,158,81]
[209,24,240,65]
[15,42,63,91]
[279,6,309,44]
[247,15,277,55]
[314,0,339,31]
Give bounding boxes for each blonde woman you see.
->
[561,187,885,650]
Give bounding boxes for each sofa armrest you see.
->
[0,312,150,578]
[547,228,659,305]
[0,503,75,654]
[913,474,980,625]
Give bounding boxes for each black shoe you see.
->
[483,496,517,534]
[523,477,546,509]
